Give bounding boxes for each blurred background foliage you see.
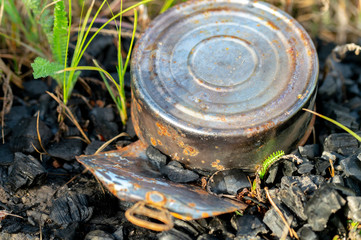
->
[0,0,360,90]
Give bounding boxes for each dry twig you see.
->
[94,132,129,154]
[264,187,298,239]
[46,91,91,144]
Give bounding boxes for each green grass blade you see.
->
[63,0,72,103]
[58,66,117,85]
[160,0,175,13]
[0,32,45,57]
[118,0,123,79]
[93,60,119,110]
[122,9,137,80]
[303,108,361,142]
[78,0,152,64]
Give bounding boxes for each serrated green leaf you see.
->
[31,57,63,80]
[52,0,68,64]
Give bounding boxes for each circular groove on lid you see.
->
[132,0,318,134]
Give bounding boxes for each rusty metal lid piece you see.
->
[76,141,246,221]
[131,0,318,171]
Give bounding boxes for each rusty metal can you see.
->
[131,0,318,172]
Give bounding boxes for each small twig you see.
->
[332,43,361,61]
[46,91,91,144]
[264,187,298,239]
[35,111,49,156]
[282,154,303,165]
[0,210,23,221]
[39,219,43,240]
[52,168,89,198]
[329,158,335,177]
[94,132,129,155]
[1,73,13,144]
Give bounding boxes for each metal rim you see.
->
[131,0,319,137]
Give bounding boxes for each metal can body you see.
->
[131,0,318,172]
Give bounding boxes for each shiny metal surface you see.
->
[76,141,247,220]
[131,0,318,172]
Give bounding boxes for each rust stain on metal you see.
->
[171,212,193,221]
[133,183,141,190]
[77,140,247,221]
[131,0,318,172]
[156,122,171,137]
[150,137,157,146]
[183,145,199,156]
[202,213,210,218]
[188,203,196,208]
[266,20,279,30]
[211,160,225,171]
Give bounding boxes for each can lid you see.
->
[132,0,318,135]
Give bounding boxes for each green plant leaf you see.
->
[52,0,68,64]
[258,150,285,179]
[31,57,63,80]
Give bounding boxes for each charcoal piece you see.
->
[0,126,11,139]
[50,194,93,226]
[305,185,346,231]
[263,203,295,239]
[347,196,361,222]
[324,133,359,156]
[0,143,14,165]
[208,217,235,239]
[113,226,124,240]
[157,229,192,240]
[125,116,136,138]
[283,160,298,176]
[329,183,356,196]
[280,183,308,220]
[7,153,46,191]
[298,144,320,159]
[174,219,200,237]
[330,175,343,185]
[38,94,58,129]
[85,230,115,240]
[346,97,361,111]
[265,164,279,184]
[4,105,30,129]
[340,153,361,182]
[160,161,199,183]
[297,162,314,174]
[9,117,52,153]
[146,146,167,170]
[329,214,347,237]
[84,140,113,155]
[283,176,324,195]
[280,175,325,221]
[196,234,219,240]
[332,109,358,130]
[207,169,251,195]
[48,139,84,161]
[23,79,48,99]
[89,107,118,140]
[2,221,22,233]
[115,139,133,148]
[231,215,267,238]
[297,226,318,240]
[54,222,79,240]
[318,74,337,98]
[315,158,331,176]
[344,177,361,196]
[321,151,337,162]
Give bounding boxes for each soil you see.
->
[0,33,361,240]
